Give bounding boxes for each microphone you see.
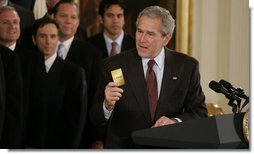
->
[219,79,248,99]
[209,80,241,102]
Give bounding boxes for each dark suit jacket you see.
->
[13,44,43,147]
[0,45,24,148]
[0,54,5,141]
[65,38,102,147]
[90,48,208,148]
[26,56,87,148]
[66,38,102,106]
[14,44,37,104]
[87,32,136,58]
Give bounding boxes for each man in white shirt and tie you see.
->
[87,0,136,59]
[52,0,103,148]
[90,5,207,149]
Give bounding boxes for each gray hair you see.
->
[0,6,20,19]
[136,5,175,36]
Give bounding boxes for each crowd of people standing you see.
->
[0,0,207,149]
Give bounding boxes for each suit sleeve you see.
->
[89,60,110,137]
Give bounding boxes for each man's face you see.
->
[135,16,171,58]
[101,4,125,38]
[33,23,58,59]
[53,3,79,41]
[0,10,20,46]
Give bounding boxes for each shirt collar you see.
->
[8,42,16,51]
[58,36,74,51]
[45,52,57,73]
[103,30,124,46]
[142,48,165,69]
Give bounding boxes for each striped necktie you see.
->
[110,42,117,56]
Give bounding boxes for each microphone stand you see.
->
[228,99,238,114]
[228,97,248,113]
[236,98,242,113]
[240,97,249,112]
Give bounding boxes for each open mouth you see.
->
[138,44,148,49]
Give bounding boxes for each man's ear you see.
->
[32,36,36,45]
[99,15,103,24]
[163,34,172,46]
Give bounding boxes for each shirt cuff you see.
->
[172,117,182,123]
[103,100,113,119]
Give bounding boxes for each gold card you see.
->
[111,68,125,86]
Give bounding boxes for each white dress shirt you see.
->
[8,42,16,51]
[57,36,74,60]
[103,30,124,56]
[45,52,57,73]
[103,48,165,119]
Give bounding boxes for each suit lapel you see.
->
[125,51,151,124]
[47,56,62,75]
[155,49,184,119]
[65,38,78,61]
[98,34,109,58]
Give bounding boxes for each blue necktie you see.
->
[57,43,64,59]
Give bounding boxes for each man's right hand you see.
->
[104,82,123,111]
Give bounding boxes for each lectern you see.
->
[132,113,249,149]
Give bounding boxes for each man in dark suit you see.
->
[87,0,135,58]
[0,6,43,148]
[90,6,208,148]
[52,0,102,148]
[52,0,101,104]
[0,45,24,149]
[22,0,86,51]
[44,0,86,40]
[25,17,87,148]
[0,6,24,148]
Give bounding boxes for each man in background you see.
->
[52,0,102,148]
[0,6,37,124]
[87,0,135,58]
[0,0,35,50]
[45,0,86,40]
[0,0,35,33]
[25,17,87,148]
[0,6,25,148]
